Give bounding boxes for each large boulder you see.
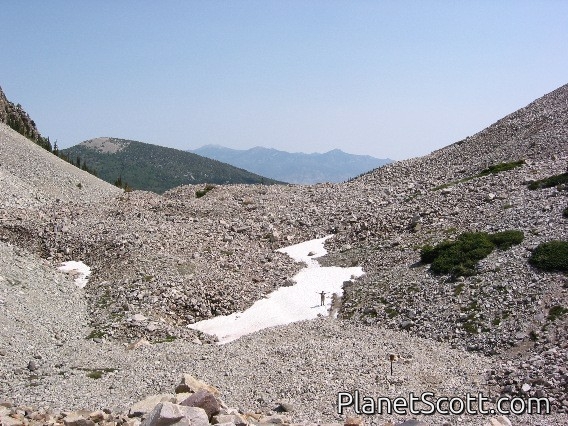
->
[175,374,220,396]
[179,390,220,419]
[140,402,188,426]
[178,406,209,426]
[211,414,247,426]
[129,394,177,418]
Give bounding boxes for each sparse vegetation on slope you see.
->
[547,305,568,321]
[420,230,524,277]
[477,160,525,176]
[527,172,568,190]
[432,160,525,191]
[113,175,133,192]
[196,184,216,198]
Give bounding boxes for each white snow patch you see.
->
[189,235,364,344]
[58,261,91,288]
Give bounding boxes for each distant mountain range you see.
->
[189,145,392,184]
[61,138,282,194]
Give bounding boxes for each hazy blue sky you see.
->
[1,1,567,160]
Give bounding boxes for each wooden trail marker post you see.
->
[389,354,395,376]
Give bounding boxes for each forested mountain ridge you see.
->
[62,137,283,193]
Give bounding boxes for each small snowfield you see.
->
[57,261,91,288]
[189,235,364,344]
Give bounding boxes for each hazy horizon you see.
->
[1,1,567,161]
[190,144,391,158]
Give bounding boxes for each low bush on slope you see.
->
[421,230,524,277]
[527,172,568,190]
[529,241,568,272]
[547,305,568,321]
[432,160,525,191]
[478,160,525,177]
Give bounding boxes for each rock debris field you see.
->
[1,83,568,426]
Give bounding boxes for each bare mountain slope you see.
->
[355,83,568,191]
[0,123,121,210]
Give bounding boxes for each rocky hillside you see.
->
[0,123,120,211]
[62,138,283,193]
[0,86,52,151]
[190,145,392,184]
[1,84,567,425]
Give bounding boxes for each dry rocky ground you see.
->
[1,84,567,426]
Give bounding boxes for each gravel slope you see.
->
[1,85,568,426]
[0,123,120,210]
[0,239,564,425]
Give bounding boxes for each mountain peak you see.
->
[80,137,129,153]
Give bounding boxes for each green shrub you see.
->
[432,160,525,192]
[154,335,177,343]
[86,329,105,339]
[463,321,479,334]
[489,230,524,249]
[529,241,568,272]
[527,172,568,190]
[547,305,568,321]
[86,370,103,379]
[563,206,568,218]
[420,240,455,264]
[85,367,117,379]
[421,230,524,277]
[478,160,525,177]
[429,232,494,276]
[196,183,216,198]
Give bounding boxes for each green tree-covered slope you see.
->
[62,138,283,194]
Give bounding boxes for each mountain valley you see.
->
[0,84,567,426]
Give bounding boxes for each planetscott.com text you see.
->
[337,391,550,416]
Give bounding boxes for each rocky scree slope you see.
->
[1,88,566,351]
[0,239,551,426]
[0,84,567,423]
[0,123,121,211]
[322,83,568,412]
